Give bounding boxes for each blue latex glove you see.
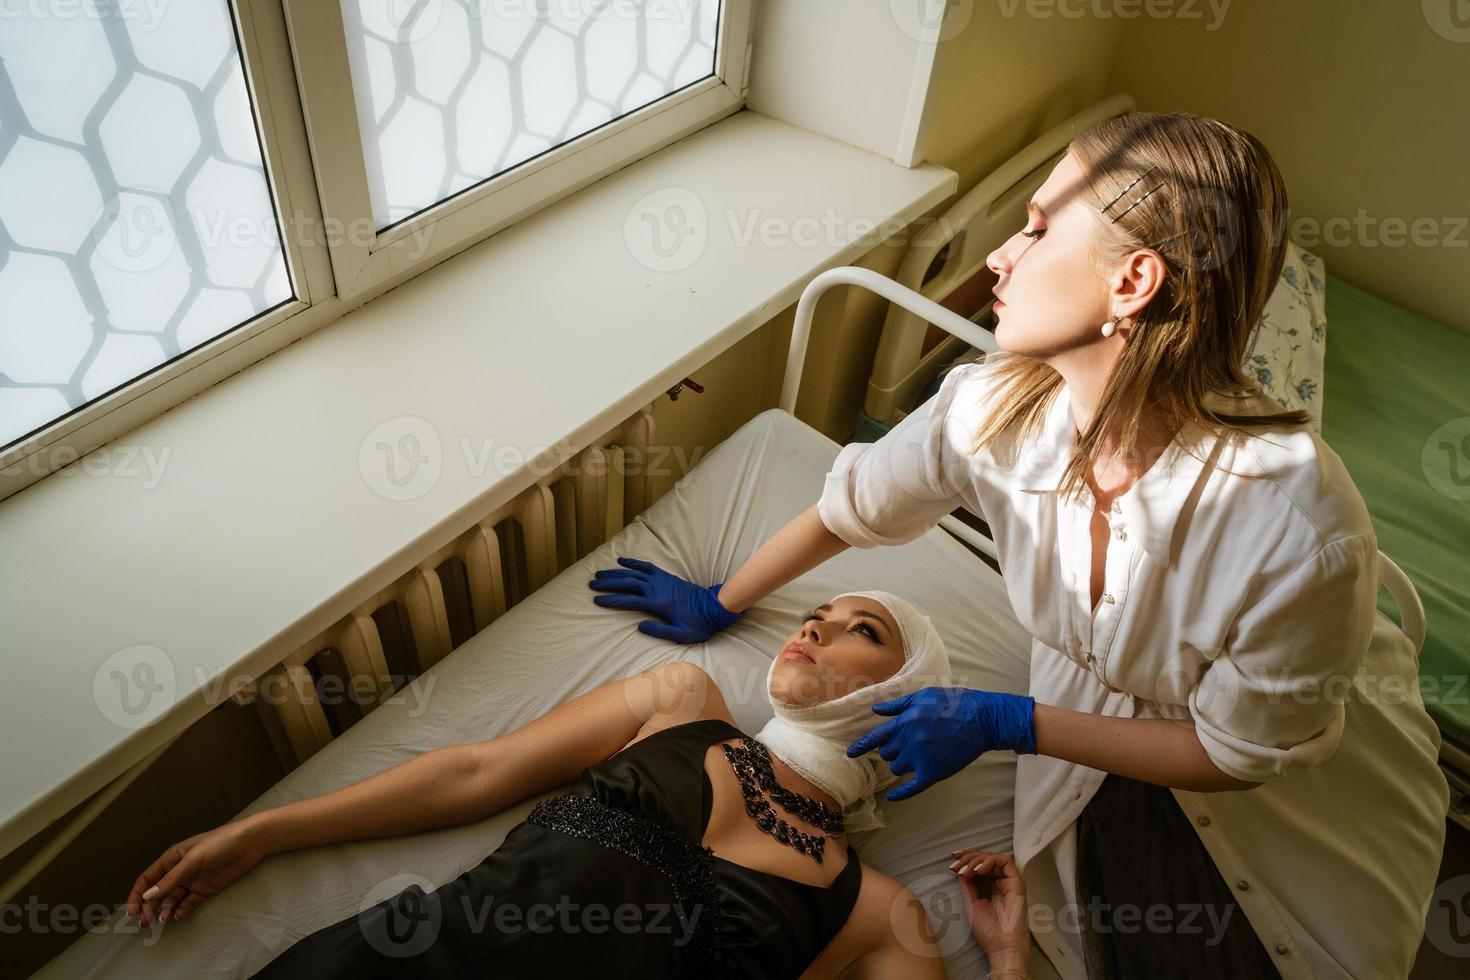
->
[588,556,744,644]
[846,687,1038,801]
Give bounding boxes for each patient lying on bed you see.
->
[126,591,1028,979]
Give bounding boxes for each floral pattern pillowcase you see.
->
[1243,240,1327,433]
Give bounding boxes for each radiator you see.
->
[238,405,656,770]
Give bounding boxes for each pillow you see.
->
[1243,240,1327,432]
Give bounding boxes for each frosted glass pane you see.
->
[342,0,721,230]
[0,0,292,453]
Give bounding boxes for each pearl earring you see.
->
[1101,315,1119,338]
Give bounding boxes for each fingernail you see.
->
[142,885,159,900]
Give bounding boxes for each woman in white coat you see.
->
[589,111,1449,979]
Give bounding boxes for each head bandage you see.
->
[753,590,951,832]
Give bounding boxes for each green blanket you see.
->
[1321,275,1470,751]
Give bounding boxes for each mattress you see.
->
[42,408,1036,979]
[1320,276,1470,753]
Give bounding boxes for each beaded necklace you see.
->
[720,736,844,863]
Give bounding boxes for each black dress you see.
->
[1075,773,1283,979]
[252,719,863,979]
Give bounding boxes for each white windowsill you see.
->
[0,108,956,856]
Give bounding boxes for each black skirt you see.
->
[1074,773,1284,980]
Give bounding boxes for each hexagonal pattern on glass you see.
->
[0,1,292,453]
[342,0,721,230]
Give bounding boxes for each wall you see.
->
[920,1,1127,191]
[745,0,936,164]
[1107,0,1470,335]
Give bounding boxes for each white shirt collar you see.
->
[1013,383,1255,568]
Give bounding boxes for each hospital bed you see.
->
[851,93,1466,827]
[39,385,1044,975]
[42,269,1431,980]
[39,95,1442,978]
[1318,275,1470,823]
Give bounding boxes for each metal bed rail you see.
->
[780,265,1002,563]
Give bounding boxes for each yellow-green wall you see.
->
[1109,0,1470,335]
[918,0,1469,335]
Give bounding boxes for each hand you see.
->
[126,820,270,927]
[951,848,1030,966]
[846,687,1037,801]
[588,557,744,644]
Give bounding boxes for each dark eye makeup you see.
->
[802,611,881,642]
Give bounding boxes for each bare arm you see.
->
[716,503,851,614]
[829,879,947,979]
[130,664,727,925]
[1032,704,1259,792]
[245,662,723,855]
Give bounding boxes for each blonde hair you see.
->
[966,111,1310,503]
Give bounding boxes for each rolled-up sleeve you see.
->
[816,363,980,549]
[1190,531,1379,782]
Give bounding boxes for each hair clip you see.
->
[1100,166,1165,223]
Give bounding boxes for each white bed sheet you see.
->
[43,408,1037,979]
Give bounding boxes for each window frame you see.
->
[0,0,330,498]
[283,0,752,301]
[0,0,751,501]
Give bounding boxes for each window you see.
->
[0,1,294,450]
[290,0,749,299]
[0,0,750,499]
[341,0,723,230]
